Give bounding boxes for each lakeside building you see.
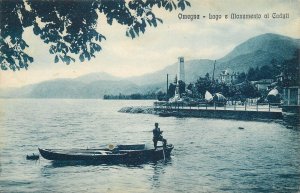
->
[282,86,300,127]
[276,72,284,83]
[251,79,273,91]
[283,86,300,106]
[219,69,238,84]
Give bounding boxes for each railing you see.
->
[153,101,282,112]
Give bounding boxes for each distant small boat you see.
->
[38,144,174,163]
[238,127,244,130]
[26,153,39,160]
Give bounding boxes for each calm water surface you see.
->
[0,99,299,193]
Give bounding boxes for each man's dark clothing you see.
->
[153,127,166,149]
[153,127,162,138]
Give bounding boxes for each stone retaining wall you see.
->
[157,108,283,121]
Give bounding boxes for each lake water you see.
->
[0,99,299,193]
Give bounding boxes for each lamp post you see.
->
[166,73,169,101]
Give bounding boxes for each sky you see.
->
[0,0,299,88]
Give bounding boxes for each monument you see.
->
[178,57,185,82]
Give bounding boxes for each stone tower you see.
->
[178,57,185,82]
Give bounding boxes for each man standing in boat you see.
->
[153,123,167,150]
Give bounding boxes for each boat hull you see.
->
[38,144,173,164]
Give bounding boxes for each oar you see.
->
[162,147,166,161]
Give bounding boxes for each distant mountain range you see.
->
[216,33,299,73]
[0,33,299,98]
[128,33,299,85]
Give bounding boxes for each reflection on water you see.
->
[283,112,300,129]
[0,99,300,193]
[40,158,173,191]
[43,158,172,169]
[150,159,172,189]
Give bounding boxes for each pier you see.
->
[154,102,283,121]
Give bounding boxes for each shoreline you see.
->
[117,105,298,127]
[118,105,282,120]
[119,105,299,128]
[118,106,158,115]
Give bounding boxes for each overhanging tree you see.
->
[0,0,191,71]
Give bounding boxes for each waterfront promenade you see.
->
[153,102,283,121]
[118,102,282,122]
[154,101,282,112]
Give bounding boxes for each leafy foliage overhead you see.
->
[0,0,191,71]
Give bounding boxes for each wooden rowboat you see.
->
[38,144,174,164]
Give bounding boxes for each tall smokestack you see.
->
[178,57,185,82]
